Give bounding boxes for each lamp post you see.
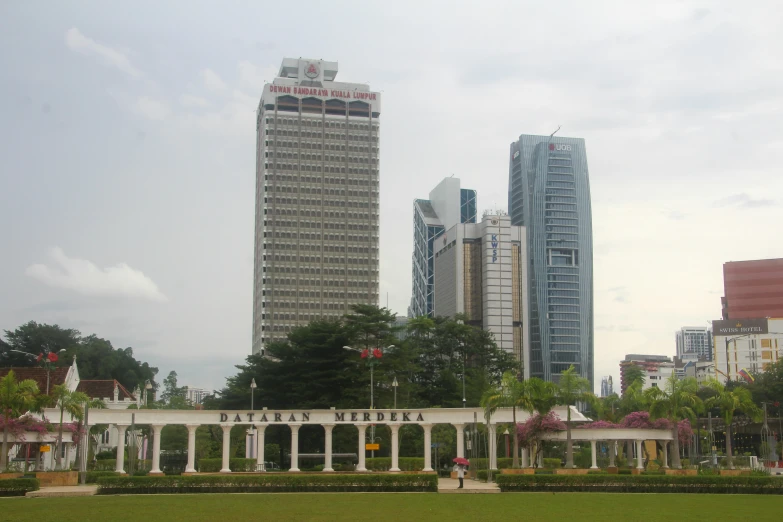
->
[248,378,258,461]
[250,378,257,411]
[462,349,467,409]
[392,377,398,409]
[144,380,153,406]
[343,345,396,410]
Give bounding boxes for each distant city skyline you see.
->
[2,3,782,394]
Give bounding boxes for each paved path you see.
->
[438,477,499,494]
[26,485,98,498]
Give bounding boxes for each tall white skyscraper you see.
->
[252,58,381,355]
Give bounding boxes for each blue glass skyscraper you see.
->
[509,135,593,387]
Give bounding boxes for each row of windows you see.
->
[266,252,379,264]
[261,277,378,286]
[548,166,573,174]
[264,174,378,187]
[260,278,377,291]
[266,118,379,132]
[265,200,377,212]
[546,181,575,189]
[549,305,580,313]
[265,140,377,152]
[264,203,378,216]
[266,128,378,143]
[264,221,376,233]
[548,211,578,218]
[266,157,377,170]
[266,152,380,163]
[546,226,577,233]
[546,218,577,226]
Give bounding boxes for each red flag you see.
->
[360,349,369,359]
[36,353,43,363]
[47,352,58,363]
[373,348,383,359]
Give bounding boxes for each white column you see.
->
[422,424,433,472]
[185,424,199,473]
[220,424,232,473]
[290,424,301,472]
[150,424,165,474]
[356,425,367,472]
[590,440,598,469]
[636,440,644,469]
[609,441,616,467]
[65,442,71,469]
[323,424,335,472]
[453,423,465,458]
[256,425,266,471]
[662,442,669,468]
[389,424,401,472]
[488,424,497,470]
[115,425,128,473]
[521,447,529,468]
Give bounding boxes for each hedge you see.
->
[198,458,258,472]
[93,459,151,471]
[0,478,40,497]
[85,471,121,484]
[97,474,438,494]
[365,458,424,471]
[496,475,783,494]
[464,458,512,470]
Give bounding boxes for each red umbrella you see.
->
[453,457,469,466]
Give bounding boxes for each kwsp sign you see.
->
[491,234,498,263]
[219,412,425,423]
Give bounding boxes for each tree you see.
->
[704,379,762,469]
[480,372,531,468]
[0,371,42,470]
[556,365,593,468]
[2,322,80,366]
[623,364,645,390]
[49,385,90,470]
[646,375,701,469]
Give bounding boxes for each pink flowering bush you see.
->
[516,411,566,447]
[0,415,50,441]
[618,411,693,445]
[577,420,622,429]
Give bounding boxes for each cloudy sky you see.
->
[1,1,782,394]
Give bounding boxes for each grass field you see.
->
[3,493,781,521]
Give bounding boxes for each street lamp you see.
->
[343,345,396,410]
[250,378,257,411]
[144,380,153,406]
[392,377,398,409]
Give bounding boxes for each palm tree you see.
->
[704,379,761,470]
[50,385,90,470]
[0,371,42,470]
[555,365,593,468]
[646,375,701,469]
[480,371,532,468]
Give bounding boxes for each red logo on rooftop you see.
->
[304,63,319,79]
[549,143,555,151]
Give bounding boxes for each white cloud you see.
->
[237,61,276,92]
[180,94,209,108]
[135,96,171,120]
[65,27,142,78]
[201,68,227,91]
[25,248,167,302]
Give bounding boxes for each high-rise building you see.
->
[675,326,713,361]
[508,134,594,386]
[600,376,614,397]
[252,58,381,355]
[722,258,783,319]
[183,386,209,405]
[619,354,675,394]
[712,317,783,383]
[432,211,528,362]
[409,177,477,318]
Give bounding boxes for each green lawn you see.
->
[3,493,781,521]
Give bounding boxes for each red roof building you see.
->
[722,258,783,319]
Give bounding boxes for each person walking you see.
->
[456,463,465,489]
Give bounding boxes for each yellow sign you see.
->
[365,444,379,451]
[40,445,51,453]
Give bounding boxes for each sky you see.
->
[1,1,782,395]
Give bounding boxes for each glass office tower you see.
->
[509,135,593,387]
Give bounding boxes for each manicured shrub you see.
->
[198,458,259,472]
[97,474,438,494]
[587,469,607,475]
[477,470,488,482]
[0,478,40,497]
[85,471,120,484]
[495,474,783,494]
[543,458,561,469]
[365,458,424,471]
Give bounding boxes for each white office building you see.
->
[432,211,528,365]
[676,326,713,360]
[252,58,381,355]
[712,317,783,383]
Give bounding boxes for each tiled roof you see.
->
[0,367,70,395]
[77,380,136,401]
